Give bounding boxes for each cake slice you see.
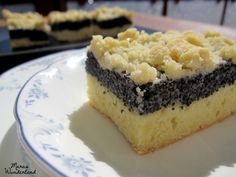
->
[91,6,132,37]
[85,28,236,154]
[48,10,92,42]
[2,9,50,50]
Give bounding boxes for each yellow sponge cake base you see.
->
[87,74,236,154]
[51,26,93,42]
[93,24,131,37]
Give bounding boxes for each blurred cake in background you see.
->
[92,6,132,37]
[48,10,92,42]
[2,6,133,51]
[2,9,50,51]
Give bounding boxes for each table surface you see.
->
[133,13,236,39]
[1,12,236,38]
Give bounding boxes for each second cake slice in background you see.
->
[2,9,50,51]
[92,6,132,37]
[48,10,92,42]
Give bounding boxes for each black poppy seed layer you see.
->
[93,17,132,29]
[50,17,131,32]
[86,52,236,115]
[9,29,49,41]
[51,19,91,31]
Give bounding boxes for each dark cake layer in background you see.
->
[93,17,132,29]
[86,52,236,115]
[9,30,49,41]
[51,19,91,31]
[50,17,131,32]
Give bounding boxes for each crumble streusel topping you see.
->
[91,6,132,21]
[89,28,236,84]
[2,9,49,32]
[2,9,42,20]
[48,10,91,24]
[205,31,236,63]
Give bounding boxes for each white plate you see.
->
[0,50,87,177]
[15,49,236,177]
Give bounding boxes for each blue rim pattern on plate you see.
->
[14,59,69,177]
[14,49,100,177]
